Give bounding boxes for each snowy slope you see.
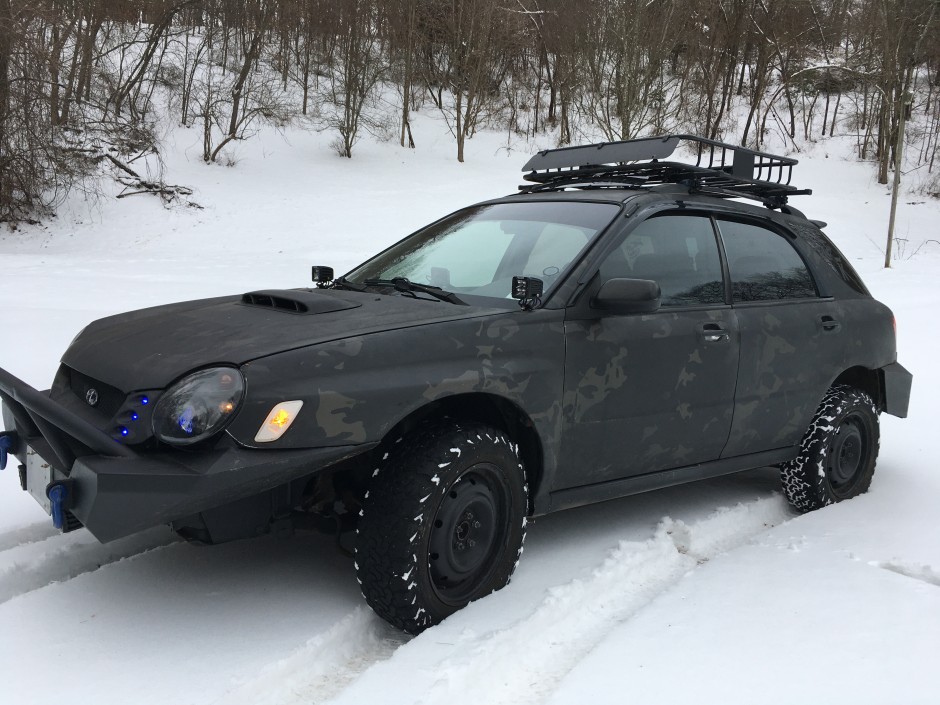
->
[1,117,938,705]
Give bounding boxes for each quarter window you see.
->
[717,219,817,302]
[599,214,724,306]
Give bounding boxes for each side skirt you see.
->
[546,447,796,514]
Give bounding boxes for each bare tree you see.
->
[421,0,516,161]
[573,0,683,142]
[320,0,387,158]
[5,0,940,225]
[190,1,294,163]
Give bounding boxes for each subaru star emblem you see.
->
[85,388,99,407]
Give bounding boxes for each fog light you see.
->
[254,401,304,443]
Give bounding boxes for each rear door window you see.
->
[717,219,817,302]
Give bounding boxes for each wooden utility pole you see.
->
[885,92,913,268]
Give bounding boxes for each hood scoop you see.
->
[240,289,361,315]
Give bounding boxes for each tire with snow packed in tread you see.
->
[355,422,528,634]
[780,384,880,513]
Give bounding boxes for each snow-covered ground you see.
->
[1,115,938,705]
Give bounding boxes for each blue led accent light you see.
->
[178,406,195,435]
[140,396,149,405]
[120,426,129,437]
[49,484,67,530]
[131,412,139,421]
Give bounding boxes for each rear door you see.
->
[556,212,740,489]
[715,217,843,457]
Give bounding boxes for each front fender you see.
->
[225,308,567,473]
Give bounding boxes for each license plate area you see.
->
[26,447,52,515]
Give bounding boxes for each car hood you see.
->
[63,289,502,391]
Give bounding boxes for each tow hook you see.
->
[47,480,76,530]
[0,431,17,470]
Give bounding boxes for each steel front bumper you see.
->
[0,365,366,543]
[65,444,364,542]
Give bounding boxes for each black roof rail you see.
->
[520,134,811,208]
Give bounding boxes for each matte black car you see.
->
[0,135,912,633]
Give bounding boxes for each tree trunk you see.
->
[455,90,465,162]
[77,14,104,106]
[0,0,9,129]
[302,40,310,115]
[829,92,841,137]
[226,28,265,141]
[877,97,890,184]
[400,0,416,148]
[0,0,10,183]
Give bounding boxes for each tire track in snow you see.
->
[874,560,940,588]
[0,526,177,604]
[408,496,793,705]
[311,495,792,705]
[0,522,60,553]
[216,608,410,705]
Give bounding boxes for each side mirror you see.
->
[592,278,661,315]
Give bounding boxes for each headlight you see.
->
[152,367,245,445]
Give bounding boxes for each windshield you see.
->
[346,201,619,301]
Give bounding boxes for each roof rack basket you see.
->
[520,134,810,207]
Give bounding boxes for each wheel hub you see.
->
[827,414,869,493]
[428,466,506,604]
[455,518,471,543]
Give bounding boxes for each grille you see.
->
[62,367,126,418]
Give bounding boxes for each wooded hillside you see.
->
[0,0,937,223]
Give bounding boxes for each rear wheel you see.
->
[355,423,527,634]
[781,385,880,513]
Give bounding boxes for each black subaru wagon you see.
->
[0,135,912,633]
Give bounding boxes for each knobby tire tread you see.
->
[780,384,879,513]
[355,422,527,634]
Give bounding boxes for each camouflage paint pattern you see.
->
[224,304,568,499]
[558,307,739,488]
[1,187,909,543]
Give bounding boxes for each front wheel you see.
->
[780,385,880,513]
[355,423,528,634]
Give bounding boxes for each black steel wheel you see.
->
[355,423,528,634]
[428,464,510,605]
[781,385,880,512]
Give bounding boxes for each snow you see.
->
[1,113,938,704]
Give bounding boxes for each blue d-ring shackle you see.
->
[0,434,14,471]
[48,483,69,530]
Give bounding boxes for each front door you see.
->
[556,213,740,490]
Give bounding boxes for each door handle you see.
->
[819,315,841,333]
[700,322,730,343]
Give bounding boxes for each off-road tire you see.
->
[781,385,880,513]
[355,422,528,634]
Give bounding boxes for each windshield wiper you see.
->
[331,276,367,292]
[363,278,467,306]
